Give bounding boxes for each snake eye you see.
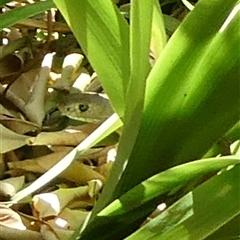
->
[78,104,89,112]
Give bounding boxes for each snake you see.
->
[57,92,114,123]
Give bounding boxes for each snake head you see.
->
[58,93,114,123]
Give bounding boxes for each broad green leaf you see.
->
[119,3,179,37]
[206,214,240,240]
[119,1,167,59]
[225,121,240,142]
[114,0,239,198]
[90,0,154,220]
[73,157,239,240]
[127,164,240,240]
[203,121,240,158]
[0,0,55,31]
[53,0,130,115]
[53,0,239,238]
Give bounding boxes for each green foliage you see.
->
[127,164,240,240]
[2,0,238,239]
[0,0,55,31]
[0,0,13,7]
[53,0,240,239]
[114,0,239,198]
[78,157,239,240]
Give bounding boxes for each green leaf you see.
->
[206,214,240,240]
[225,121,240,142]
[151,0,167,59]
[89,0,155,219]
[119,1,167,58]
[113,0,239,198]
[0,0,12,7]
[53,0,240,238]
[127,164,240,240]
[0,0,55,31]
[74,157,239,240]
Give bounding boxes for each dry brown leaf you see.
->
[0,177,24,201]
[15,18,71,33]
[33,193,61,219]
[0,55,22,79]
[32,186,88,219]
[87,179,103,198]
[8,150,105,184]
[52,53,84,91]
[66,199,93,210]
[49,146,75,152]
[48,208,89,230]
[0,225,43,240]
[83,146,115,165]
[0,104,15,116]
[41,224,73,240]
[60,161,105,184]
[7,150,72,173]
[72,67,91,92]
[0,205,26,230]
[8,68,40,103]
[3,150,20,163]
[48,146,111,164]
[2,176,25,193]
[95,162,113,178]
[0,115,40,135]
[0,182,16,201]
[0,153,5,179]
[0,124,28,153]
[28,130,88,146]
